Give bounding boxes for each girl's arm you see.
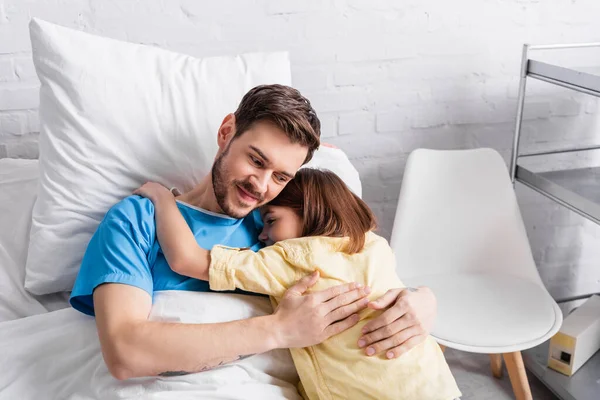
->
[134,182,210,280]
[209,243,313,298]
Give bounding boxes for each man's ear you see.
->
[217,113,236,150]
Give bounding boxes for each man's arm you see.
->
[94,272,368,380]
[94,283,275,379]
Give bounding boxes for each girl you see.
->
[135,168,460,400]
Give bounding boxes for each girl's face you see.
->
[258,205,303,246]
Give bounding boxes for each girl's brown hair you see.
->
[269,168,377,254]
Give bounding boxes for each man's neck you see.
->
[177,175,224,214]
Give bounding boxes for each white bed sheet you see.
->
[0,158,70,322]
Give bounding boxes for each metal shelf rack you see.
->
[510,43,600,400]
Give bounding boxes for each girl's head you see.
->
[258,168,377,253]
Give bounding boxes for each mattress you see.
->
[0,158,70,322]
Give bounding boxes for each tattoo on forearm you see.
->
[158,370,191,377]
[236,353,255,362]
[158,354,256,377]
[197,354,256,372]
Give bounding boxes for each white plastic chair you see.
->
[389,148,562,400]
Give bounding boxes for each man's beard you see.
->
[211,147,265,219]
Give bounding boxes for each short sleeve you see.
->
[70,196,156,316]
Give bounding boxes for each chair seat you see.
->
[403,273,562,353]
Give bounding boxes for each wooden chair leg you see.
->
[503,351,532,400]
[489,353,503,379]
[439,344,446,352]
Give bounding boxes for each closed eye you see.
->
[274,174,288,183]
[250,155,263,167]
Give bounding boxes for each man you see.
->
[70,84,437,381]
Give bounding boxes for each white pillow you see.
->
[304,146,362,198]
[25,19,293,295]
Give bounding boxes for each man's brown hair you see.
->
[233,84,321,163]
[269,168,377,254]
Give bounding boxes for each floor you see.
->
[444,348,558,400]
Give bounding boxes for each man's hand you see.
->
[357,286,437,359]
[272,271,371,349]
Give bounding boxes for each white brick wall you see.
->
[1,0,600,300]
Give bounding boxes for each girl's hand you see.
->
[134,182,173,203]
[357,286,437,359]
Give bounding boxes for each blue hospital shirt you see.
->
[70,195,263,316]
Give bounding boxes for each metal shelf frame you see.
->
[510,42,600,185]
[509,43,600,400]
[510,42,600,256]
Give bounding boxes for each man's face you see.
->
[211,120,308,219]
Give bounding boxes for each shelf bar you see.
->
[510,44,530,184]
[519,145,600,158]
[556,292,600,304]
[515,166,600,225]
[528,42,600,51]
[528,72,600,98]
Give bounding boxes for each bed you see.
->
[0,19,365,399]
[0,153,366,400]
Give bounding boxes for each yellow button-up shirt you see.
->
[209,232,461,400]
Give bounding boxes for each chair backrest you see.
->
[389,148,544,285]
